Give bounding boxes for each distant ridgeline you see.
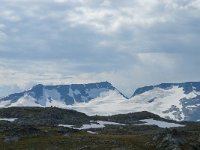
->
[0,81,200,121]
[0,82,125,106]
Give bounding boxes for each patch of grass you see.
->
[0,133,156,150]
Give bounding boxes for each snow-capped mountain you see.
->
[0,82,125,108]
[0,81,200,121]
[70,82,200,121]
[129,82,200,121]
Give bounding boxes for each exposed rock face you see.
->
[4,136,19,143]
[153,129,187,150]
[154,129,200,150]
[0,81,124,106]
[3,126,47,143]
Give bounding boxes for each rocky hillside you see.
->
[0,107,90,126]
[0,107,199,150]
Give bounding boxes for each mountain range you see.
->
[0,81,200,122]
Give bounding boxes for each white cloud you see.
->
[0,31,7,43]
[100,0,111,7]
[137,53,176,69]
[0,24,5,29]
[54,0,85,4]
[65,1,169,34]
[0,10,21,22]
[0,0,200,96]
[188,0,200,9]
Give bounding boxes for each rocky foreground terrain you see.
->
[0,107,200,150]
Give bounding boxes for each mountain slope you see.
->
[0,81,200,121]
[69,82,200,121]
[129,82,200,121]
[0,82,126,107]
[69,90,127,116]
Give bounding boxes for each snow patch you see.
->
[46,99,66,108]
[87,131,97,134]
[138,119,185,128]
[87,88,110,98]
[68,87,77,103]
[58,124,74,128]
[185,92,197,99]
[0,100,11,107]
[0,118,17,122]
[58,120,125,130]
[9,94,42,107]
[70,91,126,116]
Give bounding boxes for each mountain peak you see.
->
[132,81,200,97]
[0,81,123,107]
[130,81,200,121]
[1,81,200,122]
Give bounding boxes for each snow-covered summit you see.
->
[0,81,200,121]
[70,82,200,121]
[132,82,200,97]
[0,81,125,107]
[129,82,200,121]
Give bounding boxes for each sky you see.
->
[0,0,200,97]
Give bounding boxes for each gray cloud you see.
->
[0,0,200,97]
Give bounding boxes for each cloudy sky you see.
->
[0,0,200,97]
